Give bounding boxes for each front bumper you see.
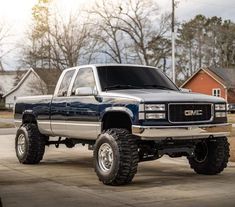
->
[132,123,232,140]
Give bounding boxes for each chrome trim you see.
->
[139,112,145,120]
[139,103,144,112]
[168,103,214,124]
[132,123,232,140]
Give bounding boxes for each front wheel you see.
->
[15,124,47,164]
[94,128,139,185]
[188,137,230,175]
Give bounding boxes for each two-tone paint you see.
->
[14,64,230,141]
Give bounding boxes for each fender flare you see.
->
[101,106,134,123]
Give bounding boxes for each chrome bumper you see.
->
[132,123,232,140]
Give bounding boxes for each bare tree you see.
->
[49,12,93,69]
[88,0,127,63]
[111,0,170,65]
[0,21,12,71]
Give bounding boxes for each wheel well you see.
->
[22,114,37,125]
[102,112,132,132]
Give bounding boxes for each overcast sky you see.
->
[1,0,235,70]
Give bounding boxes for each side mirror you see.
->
[180,88,191,93]
[74,87,97,96]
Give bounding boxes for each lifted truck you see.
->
[14,64,232,185]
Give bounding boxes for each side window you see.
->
[212,88,221,97]
[71,68,96,95]
[57,70,75,97]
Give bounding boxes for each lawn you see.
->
[0,111,14,128]
[228,113,235,124]
[0,122,15,128]
[0,111,13,119]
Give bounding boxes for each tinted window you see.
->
[57,70,75,96]
[97,66,178,91]
[71,68,96,95]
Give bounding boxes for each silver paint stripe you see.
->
[38,120,101,127]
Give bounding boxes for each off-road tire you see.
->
[94,128,139,185]
[15,124,46,164]
[188,137,230,175]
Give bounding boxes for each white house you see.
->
[0,71,20,96]
[1,68,61,108]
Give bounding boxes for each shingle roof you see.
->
[209,68,235,88]
[0,70,27,95]
[34,69,62,94]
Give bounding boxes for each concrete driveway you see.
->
[1,131,235,207]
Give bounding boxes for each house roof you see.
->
[3,69,33,98]
[181,67,235,89]
[34,69,62,94]
[209,68,235,88]
[3,68,62,98]
[0,70,27,95]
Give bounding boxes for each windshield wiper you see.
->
[105,84,141,90]
[143,84,176,90]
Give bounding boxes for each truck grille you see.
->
[169,103,213,123]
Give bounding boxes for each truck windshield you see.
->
[97,66,179,91]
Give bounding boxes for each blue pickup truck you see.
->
[14,64,231,185]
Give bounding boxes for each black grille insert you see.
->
[169,104,212,123]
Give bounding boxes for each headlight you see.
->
[146,113,166,120]
[145,104,165,111]
[215,104,226,111]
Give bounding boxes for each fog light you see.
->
[146,113,166,119]
[215,112,227,117]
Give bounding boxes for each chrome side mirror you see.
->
[74,87,97,96]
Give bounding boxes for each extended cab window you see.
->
[57,70,75,97]
[71,68,96,95]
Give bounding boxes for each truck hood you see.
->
[105,89,225,103]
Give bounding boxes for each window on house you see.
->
[212,88,221,97]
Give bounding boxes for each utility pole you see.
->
[172,0,176,84]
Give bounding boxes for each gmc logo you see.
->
[184,110,203,116]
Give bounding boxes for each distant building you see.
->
[181,68,235,104]
[0,68,61,108]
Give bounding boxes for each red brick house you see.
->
[181,68,235,104]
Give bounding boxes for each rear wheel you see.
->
[94,128,138,185]
[15,124,47,164]
[188,137,230,175]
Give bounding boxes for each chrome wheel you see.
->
[98,143,113,172]
[17,133,26,156]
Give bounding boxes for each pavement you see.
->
[0,119,14,124]
[1,131,235,207]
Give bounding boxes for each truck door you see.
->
[65,67,100,140]
[50,69,76,136]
